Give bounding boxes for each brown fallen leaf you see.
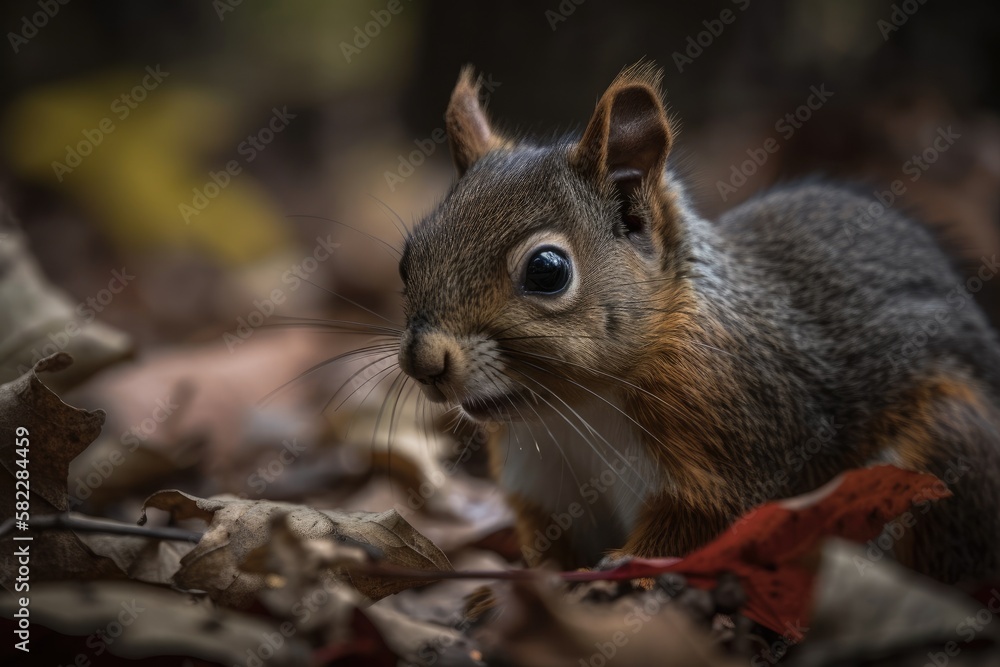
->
[340,466,515,555]
[0,354,130,589]
[389,549,512,627]
[72,516,195,586]
[0,581,310,665]
[364,598,484,667]
[140,490,453,607]
[243,515,364,643]
[361,550,507,667]
[0,353,106,512]
[70,327,329,494]
[475,577,739,667]
[0,216,132,392]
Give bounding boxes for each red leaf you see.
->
[589,465,950,636]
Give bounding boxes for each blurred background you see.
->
[0,0,998,518]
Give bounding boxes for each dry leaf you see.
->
[475,578,739,667]
[72,328,327,489]
[73,518,194,586]
[0,581,310,665]
[141,490,453,607]
[0,354,128,589]
[0,221,132,392]
[364,599,483,667]
[792,539,1000,666]
[0,353,106,512]
[253,521,363,643]
[362,551,508,667]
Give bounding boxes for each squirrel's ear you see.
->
[446,66,500,177]
[572,63,673,196]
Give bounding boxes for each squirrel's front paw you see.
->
[595,550,635,571]
[594,550,657,591]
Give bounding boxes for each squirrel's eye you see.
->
[523,247,571,295]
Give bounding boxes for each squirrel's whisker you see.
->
[503,352,668,455]
[482,361,560,458]
[259,342,399,407]
[479,365,529,472]
[501,364,646,506]
[388,373,420,451]
[285,214,402,260]
[372,369,411,484]
[486,362,592,514]
[367,192,412,243]
[326,354,399,414]
[294,277,400,327]
[503,348,687,421]
[342,364,402,438]
[269,315,404,336]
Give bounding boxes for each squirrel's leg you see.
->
[506,492,582,569]
[607,495,734,563]
[596,496,735,590]
[865,371,1000,584]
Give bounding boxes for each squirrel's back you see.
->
[714,183,1000,413]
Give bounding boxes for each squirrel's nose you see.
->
[411,347,450,385]
[399,328,457,401]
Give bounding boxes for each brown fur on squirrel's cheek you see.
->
[626,303,737,510]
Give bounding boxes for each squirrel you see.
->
[395,62,1000,586]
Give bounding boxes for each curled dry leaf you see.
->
[242,516,420,665]
[328,406,513,555]
[337,465,515,556]
[72,517,195,586]
[0,353,129,588]
[247,516,363,646]
[0,581,310,666]
[0,353,106,512]
[141,490,453,607]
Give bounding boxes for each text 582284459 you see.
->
[12,425,31,653]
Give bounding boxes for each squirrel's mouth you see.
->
[460,390,530,422]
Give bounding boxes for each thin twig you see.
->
[0,513,203,543]
[340,556,683,584]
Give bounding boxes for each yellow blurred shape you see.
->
[3,70,292,265]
